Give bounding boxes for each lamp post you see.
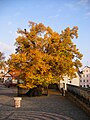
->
[12,72,20,97]
[17,79,20,97]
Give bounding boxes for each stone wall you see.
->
[66,84,90,116]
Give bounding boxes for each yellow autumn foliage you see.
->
[8,21,83,88]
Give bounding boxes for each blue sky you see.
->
[0,0,90,67]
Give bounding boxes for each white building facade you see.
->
[80,66,90,88]
[59,72,80,90]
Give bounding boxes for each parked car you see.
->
[3,79,17,88]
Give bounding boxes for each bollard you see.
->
[14,97,22,108]
[64,90,65,96]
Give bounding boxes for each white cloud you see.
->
[86,12,90,16]
[65,0,89,10]
[49,14,59,19]
[0,41,14,52]
[14,12,20,17]
[8,21,12,26]
[84,12,90,19]
[46,5,54,9]
[64,1,90,20]
[64,3,74,9]
[35,5,40,8]
[20,7,24,10]
[0,41,15,59]
[58,8,62,13]
[64,3,79,11]
[9,30,13,34]
[77,0,88,6]
[85,6,90,10]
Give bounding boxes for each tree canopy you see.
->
[8,21,83,88]
[0,52,5,69]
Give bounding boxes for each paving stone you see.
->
[0,111,73,120]
[0,86,90,120]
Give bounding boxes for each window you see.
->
[87,85,89,88]
[83,75,85,77]
[1,71,3,74]
[87,80,88,82]
[69,81,71,83]
[84,85,85,87]
[80,80,82,82]
[83,80,85,82]
[87,75,88,77]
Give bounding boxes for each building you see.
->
[59,66,90,90]
[3,72,12,83]
[0,65,17,84]
[59,72,80,90]
[80,66,90,88]
[0,66,8,81]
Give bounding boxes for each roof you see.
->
[82,66,90,70]
[3,71,12,77]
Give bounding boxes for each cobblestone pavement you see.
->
[0,85,90,120]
